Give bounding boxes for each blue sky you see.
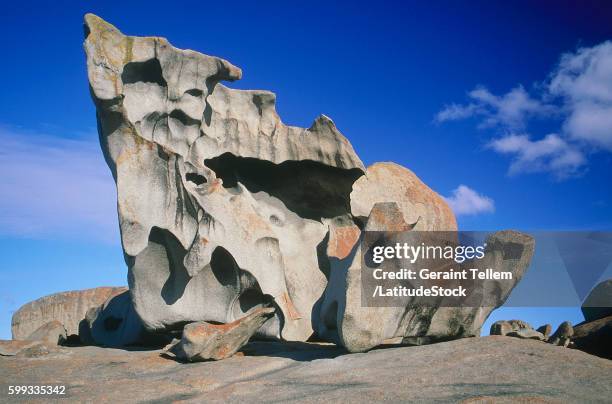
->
[1,1,612,339]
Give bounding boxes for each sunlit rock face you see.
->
[84,14,500,347]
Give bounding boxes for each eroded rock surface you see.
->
[11,287,126,340]
[168,307,275,361]
[492,320,545,340]
[84,14,533,352]
[1,337,610,402]
[83,290,150,348]
[84,14,462,345]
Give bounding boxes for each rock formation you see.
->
[168,307,275,361]
[82,290,151,348]
[11,287,126,341]
[83,14,534,352]
[572,315,612,359]
[549,321,574,347]
[490,319,545,340]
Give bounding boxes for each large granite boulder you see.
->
[572,315,612,359]
[12,287,126,340]
[582,279,612,322]
[84,14,532,352]
[318,217,534,351]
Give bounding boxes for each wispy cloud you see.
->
[436,85,550,130]
[0,126,118,243]
[436,40,612,179]
[444,185,495,216]
[489,134,586,179]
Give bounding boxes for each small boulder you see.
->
[549,321,573,346]
[536,324,552,339]
[490,320,532,336]
[581,280,612,322]
[25,320,67,346]
[168,307,275,361]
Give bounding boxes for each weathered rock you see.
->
[582,279,612,322]
[490,319,545,340]
[1,337,611,402]
[25,320,67,345]
[350,162,457,230]
[83,291,151,348]
[507,329,546,340]
[84,13,368,343]
[572,315,612,359]
[84,14,465,347]
[549,321,574,347]
[537,323,552,339]
[319,227,535,352]
[168,307,275,361]
[490,319,532,336]
[12,287,127,340]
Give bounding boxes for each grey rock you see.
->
[582,279,612,322]
[1,337,611,402]
[491,319,545,340]
[25,320,67,345]
[321,227,535,352]
[537,323,552,338]
[507,329,546,340]
[168,307,275,361]
[84,291,148,348]
[84,14,460,347]
[490,319,532,336]
[549,321,574,346]
[12,287,126,340]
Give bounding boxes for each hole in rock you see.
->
[186,172,207,186]
[185,88,203,97]
[121,59,167,87]
[210,247,240,288]
[204,153,364,221]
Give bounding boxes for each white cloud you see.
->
[489,134,586,179]
[549,41,612,150]
[437,40,612,178]
[0,126,118,243]
[436,85,549,129]
[444,185,495,216]
[435,103,478,122]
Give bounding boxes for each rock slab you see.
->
[0,337,610,402]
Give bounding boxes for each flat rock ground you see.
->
[0,336,610,403]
